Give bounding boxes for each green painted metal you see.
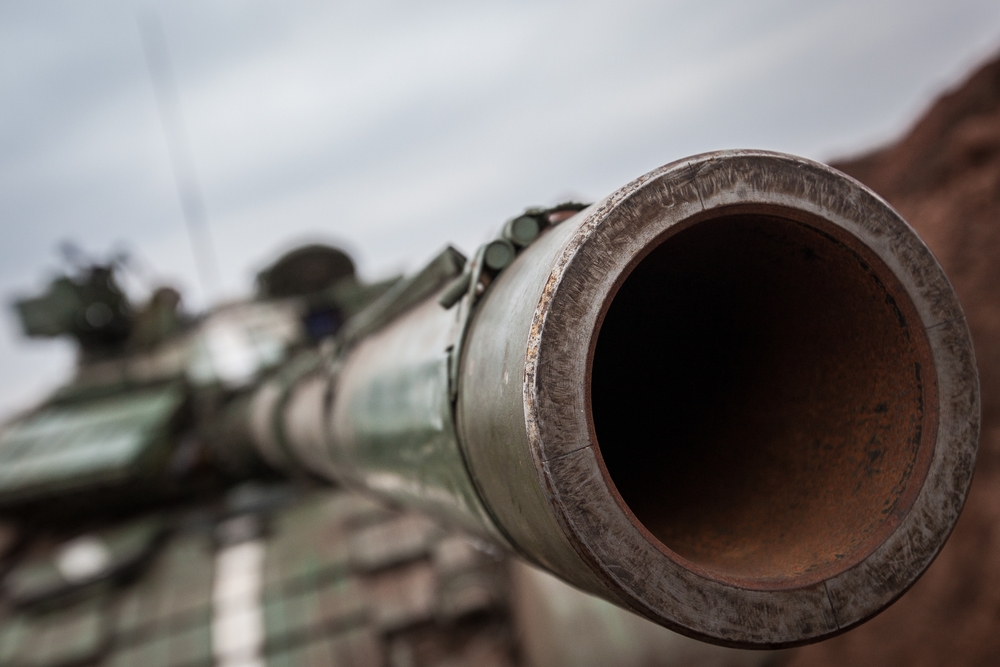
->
[0,595,109,667]
[4,516,166,607]
[0,385,184,503]
[503,216,541,247]
[325,293,506,544]
[335,246,466,351]
[113,532,213,638]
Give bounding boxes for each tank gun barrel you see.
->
[240,151,979,648]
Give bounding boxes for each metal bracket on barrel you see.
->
[441,203,588,401]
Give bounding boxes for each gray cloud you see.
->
[2,0,999,417]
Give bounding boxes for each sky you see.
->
[2,0,1000,418]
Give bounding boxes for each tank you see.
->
[0,151,979,667]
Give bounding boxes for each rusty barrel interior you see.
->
[590,212,935,587]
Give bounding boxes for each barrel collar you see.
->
[524,150,979,647]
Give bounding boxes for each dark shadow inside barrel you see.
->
[590,213,934,586]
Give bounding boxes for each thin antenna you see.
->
[138,10,221,299]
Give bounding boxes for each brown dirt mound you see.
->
[786,51,1000,667]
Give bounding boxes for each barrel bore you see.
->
[591,212,936,588]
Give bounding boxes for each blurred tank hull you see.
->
[0,485,779,667]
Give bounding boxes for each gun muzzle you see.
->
[264,151,979,648]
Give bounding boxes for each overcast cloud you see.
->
[2,0,1000,417]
